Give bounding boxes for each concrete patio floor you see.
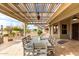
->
[0,40,23,56]
[0,38,79,56]
[0,39,23,56]
[54,39,79,56]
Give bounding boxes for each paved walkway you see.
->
[0,39,23,56]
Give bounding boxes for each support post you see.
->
[49,25,51,36]
[24,23,26,37]
[0,25,3,44]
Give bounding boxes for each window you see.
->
[62,24,67,34]
[53,25,58,34]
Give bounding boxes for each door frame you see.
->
[72,23,79,40]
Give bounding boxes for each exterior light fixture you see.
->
[73,16,78,21]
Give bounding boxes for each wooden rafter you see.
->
[22,3,34,22]
[47,3,72,24]
[8,3,30,22]
[0,3,62,28]
[0,3,26,23]
[0,6,25,23]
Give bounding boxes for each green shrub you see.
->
[26,29,31,33]
[3,34,9,37]
[33,29,37,32]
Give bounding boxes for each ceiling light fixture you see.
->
[73,16,78,21]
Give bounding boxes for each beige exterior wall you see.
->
[60,19,71,39]
[50,18,73,39]
[50,23,61,39]
[49,4,79,39]
[50,17,79,39]
[50,25,53,37]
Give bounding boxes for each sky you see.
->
[27,25,38,30]
[0,13,37,29]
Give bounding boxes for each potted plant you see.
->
[37,29,43,41]
[37,29,43,36]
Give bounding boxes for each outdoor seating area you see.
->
[0,3,79,56]
[22,35,54,56]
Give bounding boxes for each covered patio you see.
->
[0,3,79,56]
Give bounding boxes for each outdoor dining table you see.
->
[30,36,52,46]
[25,36,52,56]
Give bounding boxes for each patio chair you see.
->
[24,35,32,43]
[47,36,55,56]
[22,37,34,56]
[33,42,47,56]
[48,36,56,46]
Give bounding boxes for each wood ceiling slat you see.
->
[45,4,50,21]
[33,4,35,12]
[48,4,54,12]
[0,4,19,18]
[33,4,40,22]
[19,3,34,22]
[0,3,27,22]
[6,4,26,19]
[51,3,60,13]
[29,4,37,20]
[33,4,37,17]
[24,3,37,22]
[0,3,61,28]
[46,4,54,22]
[7,3,29,22]
[27,4,30,12]
[40,4,44,22]
[49,3,61,18]
[34,3,39,21]
[11,3,30,21]
[0,7,25,23]
[30,4,33,12]
[17,3,30,19]
[26,4,32,13]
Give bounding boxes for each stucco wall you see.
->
[50,23,61,39]
[50,18,72,39]
[50,12,79,40]
[60,18,79,39]
[60,19,71,39]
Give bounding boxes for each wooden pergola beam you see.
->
[0,3,27,23]
[47,3,72,24]
[0,7,25,23]
[49,3,79,25]
[8,3,30,22]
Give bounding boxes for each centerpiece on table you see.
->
[37,29,43,41]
